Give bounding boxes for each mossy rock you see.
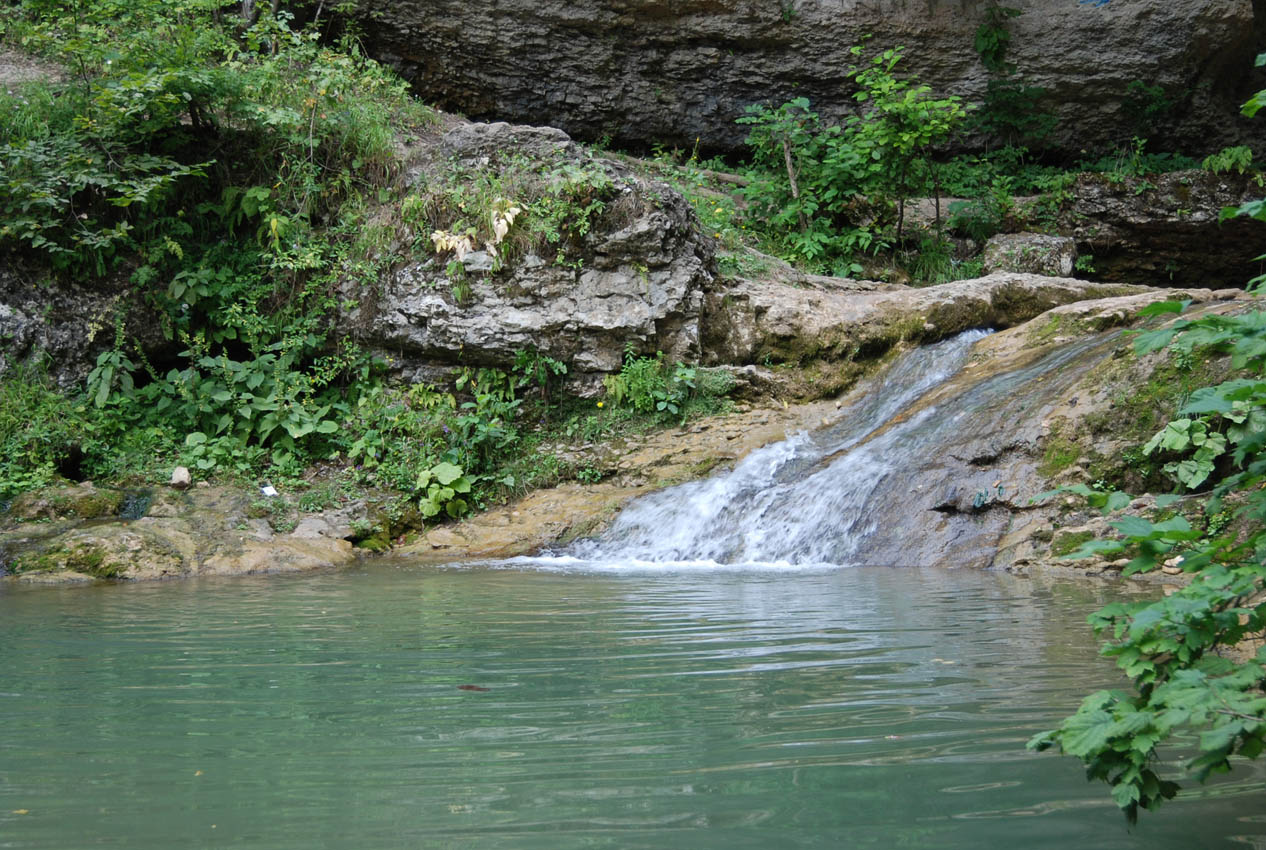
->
[12,541,125,579]
[1050,529,1097,558]
[8,485,125,522]
[351,499,425,551]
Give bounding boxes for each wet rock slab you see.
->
[2,486,356,584]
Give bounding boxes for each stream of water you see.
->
[3,332,1265,847]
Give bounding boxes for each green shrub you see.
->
[602,352,731,424]
[1202,146,1254,175]
[735,43,966,272]
[0,0,437,483]
[0,363,89,498]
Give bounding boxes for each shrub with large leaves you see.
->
[1030,196,1266,821]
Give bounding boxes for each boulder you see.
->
[8,484,124,522]
[1061,170,1264,288]
[357,0,1262,156]
[344,122,714,391]
[984,233,1076,278]
[4,485,357,582]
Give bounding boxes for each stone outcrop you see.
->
[7,483,125,522]
[8,285,1249,581]
[1061,170,1265,289]
[844,289,1252,574]
[983,233,1076,278]
[357,0,1262,156]
[395,287,1253,567]
[0,261,160,388]
[2,485,358,583]
[699,271,1145,397]
[345,122,713,391]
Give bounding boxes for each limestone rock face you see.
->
[347,122,714,391]
[358,0,1261,156]
[701,271,1146,373]
[0,261,162,388]
[984,233,1077,278]
[1062,171,1264,288]
[850,290,1251,575]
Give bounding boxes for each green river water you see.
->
[2,562,1264,849]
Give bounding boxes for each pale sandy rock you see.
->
[984,233,1076,278]
[346,122,711,392]
[702,271,1145,374]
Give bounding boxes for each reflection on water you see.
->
[1,565,1264,849]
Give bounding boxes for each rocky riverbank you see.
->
[0,66,1257,584]
[2,281,1248,584]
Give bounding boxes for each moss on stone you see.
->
[1051,530,1096,557]
[67,490,124,519]
[13,542,124,578]
[7,485,124,522]
[1028,315,1065,347]
[1039,431,1082,478]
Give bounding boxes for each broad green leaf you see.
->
[1111,515,1156,539]
[432,461,464,486]
[1137,300,1190,318]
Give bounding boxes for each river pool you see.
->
[2,562,1264,849]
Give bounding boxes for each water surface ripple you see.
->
[2,567,1264,848]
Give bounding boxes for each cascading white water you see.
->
[564,330,992,567]
[507,328,1112,572]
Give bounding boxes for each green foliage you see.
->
[1121,80,1179,141]
[973,4,1021,74]
[736,43,966,272]
[513,347,568,406]
[415,461,472,519]
[1076,136,1198,184]
[0,1,747,532]
[602,351,730,424]
[1032,297,1266,821]
[845,44,968,241]
[340,374,516,520]
[0,363,90,498]
[0,0,434,484]
[906,236,957,285]
[1034,64,1266,805]
[976,77,1057,148]
[969,5,1055,148]
[410,151,620,275]
[947,176,1015,243]
[1202,146,1255,176]
[736,97,874,268]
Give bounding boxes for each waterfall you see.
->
[509,328,1113,572]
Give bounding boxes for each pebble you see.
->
[170,467,192,489]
